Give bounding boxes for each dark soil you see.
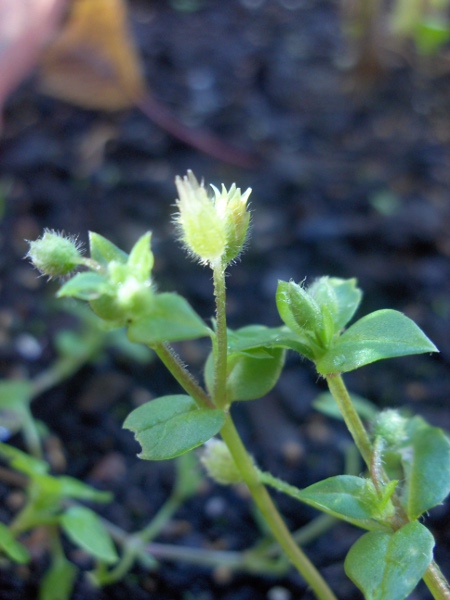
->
[1,1,450,599]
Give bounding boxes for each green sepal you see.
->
[0,522,30,564]
[123,395,225,460]
[60,505,118,564]
[39,556,77,600]
[205,346,285,403]
[57,272,110,301]
[344,522,435,600]
[127,293,211,345]
[89,232,128,265]
[316,309,438,374]
[397,417,450,520]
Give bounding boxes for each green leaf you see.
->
[311,277,362,331]
[89,232,127,265]
[0,442,49,476]
[345,522,434,600]
[313,392,379,421]
[0,380,34,437]
[57,272,109,301]
[123,395,225,460]
[39,556,77,600]
[398,417,450,520]
[127,293,211,345]
[0,522,30,563]
[225,348,285,402]
[276,280,323,339]
[127,232,154,280]
[58,476,112,504]
[316,310,438,375]
[226,325,316,361]
[204,344,285,402]
[415,17,450,55]
[297,475,393,527]
[60,505,118,564]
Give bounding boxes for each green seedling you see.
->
[23,171,450,600]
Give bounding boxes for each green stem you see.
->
[212,264,229,408]
[152,342,214,409]
[220,414,337,600]
[326,374,372,468]
[423,561,450,600]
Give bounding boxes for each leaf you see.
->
[226,325,316,361]
[38,0,145,110]
[399,417,450,520]
[0,0,68,119]
[276,280,323,338]
[127,293,211,345]
[39,556,77,600]
[123,395,225,460]
[297,475,392,527]
[127,232,154,280]
[345,522,434,600]
[205,347,285,402]
[0,380,34,437]
[312,277,362,331]
[316,310,438,375]
[0,442,49,476]
[89,232,128,266]
[58,476,112,504]
[313,392,379,421]
[57,272,110,301]
[0,522,30,564]
[60,505,118,564]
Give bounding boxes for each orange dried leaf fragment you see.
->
[38,0,145,110]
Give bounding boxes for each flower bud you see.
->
[26,230,84,279]
[174,171,251,268]
[201,439,243,485]
[372,410,408,446]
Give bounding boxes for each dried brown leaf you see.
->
[39,0,145,110]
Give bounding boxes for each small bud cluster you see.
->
[174,171,251,268]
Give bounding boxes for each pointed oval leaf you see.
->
[58,476,112,503]
[39,557,77,600]
[297,475,391,527]
[345,522,434,600]
[123,395,225,460]
[57,272,109,301]
[320,277,362,331]
[316,310,438,374]
[227,325,316,361]
[0,442,49,476]
[0,522,30,563]
[61,505,118,564]
[399,417,450,520]
[127,232,154,280]
[89,231,128,265]
[127,293,211,345]
[276,280,323,338]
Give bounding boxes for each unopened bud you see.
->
[26,230,84,279]
[201,439,243,485]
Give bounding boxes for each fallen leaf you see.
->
[39,0,145,110]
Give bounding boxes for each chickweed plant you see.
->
[5,170,450,599]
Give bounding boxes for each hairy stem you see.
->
[212,264,229,408]
[220,414,337,600]
[326,374,373,468]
